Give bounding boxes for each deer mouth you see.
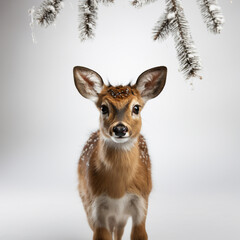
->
[111,134,130,143]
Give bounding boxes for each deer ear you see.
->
[73,66,104,102]
[135,66,167,102]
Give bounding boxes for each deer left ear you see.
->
[135,66,167,102]
[73,66,104,102]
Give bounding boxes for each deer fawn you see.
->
[73,66,167,240]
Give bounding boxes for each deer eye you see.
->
[133,105,140,114]
[101,105,109,115]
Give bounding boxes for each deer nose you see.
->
[113,124,128,137]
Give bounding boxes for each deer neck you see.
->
[98,131,139,175]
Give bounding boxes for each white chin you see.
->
[111,137,130,143]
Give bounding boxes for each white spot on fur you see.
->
[80,132,99,163]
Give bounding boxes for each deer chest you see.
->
[91,193,146,230]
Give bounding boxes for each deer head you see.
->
[73,66,167,148]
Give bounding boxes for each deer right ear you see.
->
[135,66,167,103]
[73,66,104,102]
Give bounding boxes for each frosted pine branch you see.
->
[153,0,201,79]
[79,0,98,41]
[197,0,224,33]
[131,0,157,8]
[173,29,202,79]
[169,0,201,79]
[35,0,64,27]
[153,11,175,40]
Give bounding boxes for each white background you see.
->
[0,0,239,239]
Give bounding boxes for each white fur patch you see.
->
[91,194,146,231]
[102,134,137,152]
[111,130,130,143]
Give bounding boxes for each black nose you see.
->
[113,124,128,137]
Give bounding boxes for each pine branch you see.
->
[153,0,202,79]
[170,0,201,79]
[197,0,224,34]
[79,0,98,41]
[153,11,175,40]
[131,0,157,8]
[35,0,64,27]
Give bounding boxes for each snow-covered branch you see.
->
[153,11,175,40]
[153,0,202,79]
[79,0,98,41]
[197,0,224,33]
[35,0,64,27]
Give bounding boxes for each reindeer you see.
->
[73,66,167,240]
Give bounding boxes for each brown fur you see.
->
[78,131,152,199]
